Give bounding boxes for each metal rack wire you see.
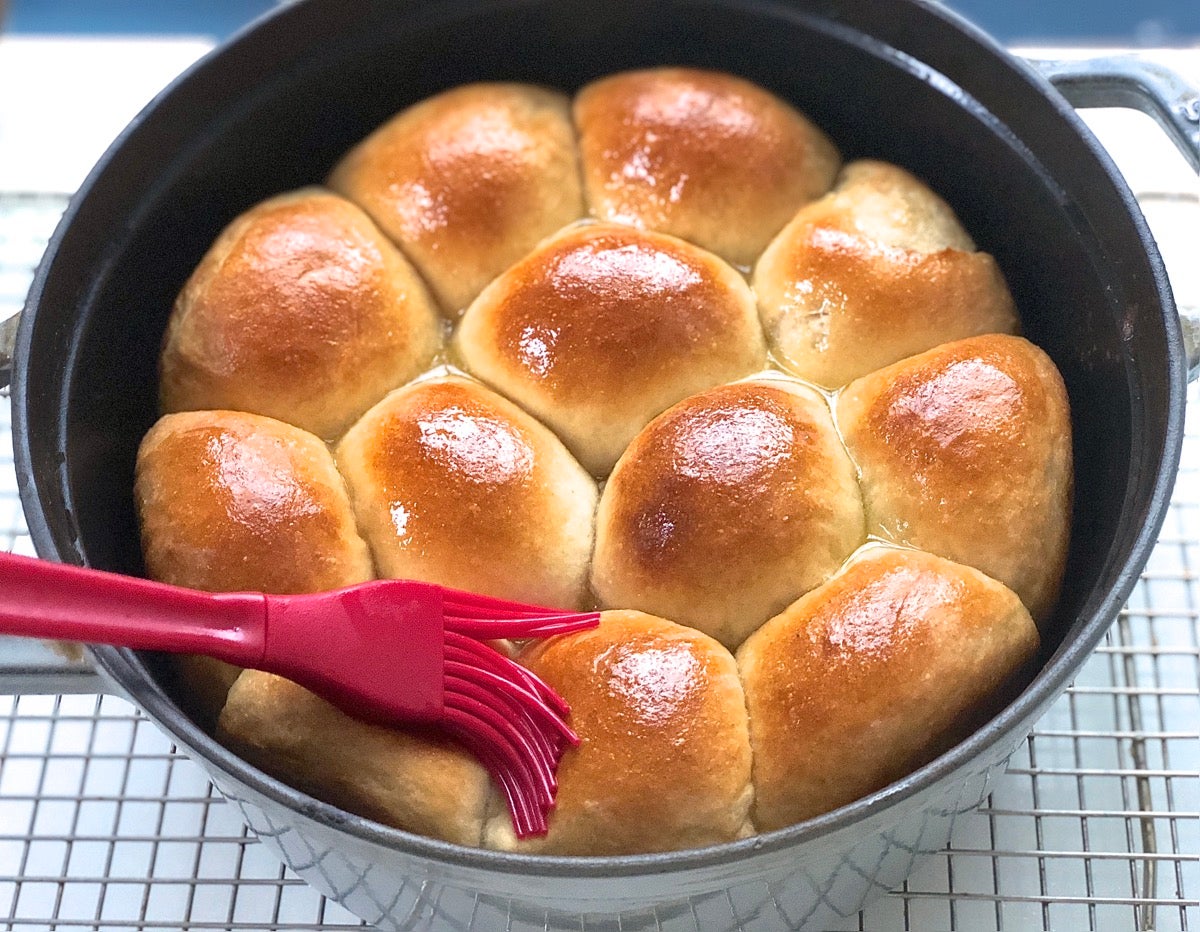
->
[1,178,1198,929]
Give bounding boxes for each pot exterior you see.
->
[194,737,1012,930]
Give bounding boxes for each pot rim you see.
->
[12,0,1188,879]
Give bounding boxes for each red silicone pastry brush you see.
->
[0,551,597,837]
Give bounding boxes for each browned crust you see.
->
[335,376,598,608]
[160,188,441,441]
[456,222,766,473]
[575,67,840,266]
[485,610,754,854]
[329,83,584,315]
[592,377,864,647]
[737,546,1039,831]
[837,334,1073,622]
[754,160,1018,388]
[135,410,374,595]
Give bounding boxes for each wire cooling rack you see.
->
[2,141,1199,930]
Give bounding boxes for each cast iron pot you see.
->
[2,1,1199,928]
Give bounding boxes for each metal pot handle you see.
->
[1030,56,1200,381]
[1029,56,1200,172]
[0,311,18,394]
[0,636,108,695]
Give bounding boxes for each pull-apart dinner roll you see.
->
[575,68,839,266]
[485,610,754,855]
[738,546,1039,831]
[837,334,1072,622]
[455,223,766,474]
[754,160,1018,387]
[592,377,864,648]
[336,375,597,608]
[134,410,374,722]
[160,189,441,440]
[329,83,584,316]
[218,671,490,846]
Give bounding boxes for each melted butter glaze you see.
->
[387,104,536,243]
[812,562,961,663]
[526,615,721,737]
[613,381,834,565]
[337,376,599,609]
[602,85,764,224]
[865,348,1032,486]
[136,412,368,594]
[205,429,325,529]
[504,611,752,854]
[161,190,441,439]
[414,405,536,485]
[738,546,1038,830]
[836,334,1072,621]
[600,640,706,728]
[575,67,839,265]
[884,358,1022,450]
[670,398,797,485]
[581,69,805,214]
[364,381,538,516]
[190,195,390,374]
[329,84,583,314]
[479,225,744,398]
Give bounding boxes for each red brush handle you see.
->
[0,551,268,666]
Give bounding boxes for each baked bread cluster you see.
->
[136,68,1071,855]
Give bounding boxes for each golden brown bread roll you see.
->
[138,70,1076,855]
[135,410,374,592]
[336,375,597,608]
[737,545,1039,831]
[328,83,584,316]
[753,160,1019,387]
[574,68,839,267]
[218,671,490,846]
[134,410,374,724]
[160,188,441,440]
[455,223,767,474]
[484,610,754,854]
[837,334,1072,622]
[592,376,864,647]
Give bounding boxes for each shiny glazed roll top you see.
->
[754,160,1018,388]
[574,67,840,266]
[329,83,584,316]
[837,334,1073,623]
[159,189,442,440]
[455,223,767,474]
[592,377,865,648]
[335,375,598,608]
[484,610,754,855]
[134,410,375,723]
[737,546,1039,831]
[135,409,373,595]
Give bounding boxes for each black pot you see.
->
[2,1,1198,928]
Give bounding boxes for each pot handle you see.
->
[1029,56,1200,172]
[0,635,109,695]
[1031,56,1200,382]
[0,311,17,393]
